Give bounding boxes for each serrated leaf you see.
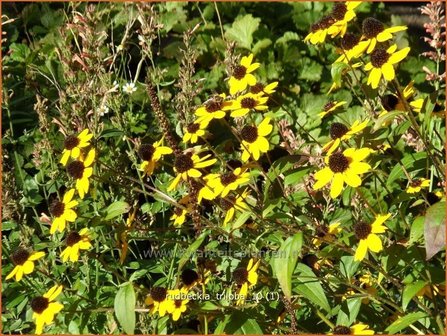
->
[402,280,427,311]
[273,232,303,300]
[293,263,331,312]
[114,283,135,334]
[104,201,130,221]
[225,14,260,49]
[424,201,446,260]
[385,311,427,334]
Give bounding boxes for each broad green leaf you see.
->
[336,297,362,326]
[293,263,331,312]
[177,230,209,271]
[373,111,404,131]
[387,152,427,186]
[424,201,446,260]
[224,312,263,334]
[273,232,303,300]
[331,62,349,89]
[402,280,427,311]
[104,201,130,220]
[339,256,360,280]
[225,14,260,49]
[385,311,427,334]
[114,283,135,334]
[409,216,424,245]
[252,38,272,54]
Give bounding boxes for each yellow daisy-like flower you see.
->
[49,188,78,234]
[60,129,93,166]
[60,228,92,262]
[145,287,175,317]
[195,94,234,128]
[249,81,278,96]
[327,2,362,38]
[334,33,370,64]
[189,177,216,203]
[205,167,250,198]
[361,17,407,54]
[323,120,369,154]
[353,214,391,261]
[138,138,173,176]
[364,44,410,89]
[240,117,273,162]
[228,54,260,95]
[406,178,430,194]
[358,273,378,304]
[332,323,374,335]
[31,285,64,335]
[318,101,347,119]
[183,122,206,144]
[312,222,341,247]
[220,189,250,225]
[168,152,217,191]
[380,81,424,114]
[230,92,269,118]
[233,258,260,306]
[168,288,189,321]
[305,15,337,45]
[6,248,45,281]
[66,148,95,199]
[170,196,193,227]
[313,148,372,199]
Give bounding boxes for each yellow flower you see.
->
[354,214,391,261]
[168,288,189,321]
[364,44,410,89]
[230,92,269,118]
[181,268,200,290]
[249,81,278,96]
[318,101,347,119]
[220,189,250,225]
[138,138,173,176]
[240,117,273,162]
[205,167,250,198]
[327,2,362,38]
[168,152,217,191]
[170,196,193,227]
[183,122,206,144]
[416,283,445,299]
[49,188,78,234]
[6,248,45,281]
[31,285,64,335]
[60,228,92,262]
[380,81,424,113]
[323,120,369,154]
[332,324,374,335]
[313,148,372,199]
[312,222,341,247]
[358,273,378,304]
[145,287,175,317]
[228,54,260,95]
[334,33,370,64]
[66,148,96,199]
[361,17,407,54]
[305,15,337,45]
[190,177,216,203]
[195,94,234,128]
[60,129,93,166]
[233,258,260,305]
[406,178,430,194]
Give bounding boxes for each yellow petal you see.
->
[388,47,410,64]
[6,266,18,280]
[343,170,362,187]
[368,67,382,89]
[71,146,80,159]
[60,150,70,166]
[330,173,344,198]
[22,260,35,274]
[354,240,368,261]
[367,234,383,253]
[382,62,395,81]
[313,167,333,190]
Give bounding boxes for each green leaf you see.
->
[385,311,427,334]
[252,38,272,55]
[104,201,130,221]
[224,311,263,334]
[402,280,427,311]
[293,263,331,312]
[177,230,208,272]
[339,256,359,280]
[409,216,424,245]
[114,283,135,334]
[225,14,261,49]
[273,232,303,300]
[336,297,362,326]
[373,111,404,131]
[424,201,446,260]
[331,62,349,89]
[284,167,311,186]
[387,152,427,186]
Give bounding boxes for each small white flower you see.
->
[98,105,109,117]
[123,82,137,94]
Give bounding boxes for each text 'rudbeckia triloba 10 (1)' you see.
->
[313,148,372,198]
